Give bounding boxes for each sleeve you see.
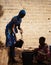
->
[10,16,18,25]
[11,17,18,33]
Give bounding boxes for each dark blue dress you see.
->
[5,16,22,47]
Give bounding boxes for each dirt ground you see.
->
[0,47,23,65]
[0,46,51,65]
[0,47,34,65]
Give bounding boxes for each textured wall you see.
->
[0,0,51,49]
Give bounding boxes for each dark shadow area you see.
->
[22,51,33,65]
[0,5,4,17]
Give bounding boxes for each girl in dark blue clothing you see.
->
[5,10,26,64]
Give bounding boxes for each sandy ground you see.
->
[0,47,34,65]
[0,46,51,65]
[0,48,23,65]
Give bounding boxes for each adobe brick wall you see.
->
[0,0,51,49]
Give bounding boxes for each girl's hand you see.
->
[20,28,23,34]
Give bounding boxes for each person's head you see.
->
[39,37,46,46]
[18,9,26,18]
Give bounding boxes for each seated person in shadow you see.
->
[33,37,49,65]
